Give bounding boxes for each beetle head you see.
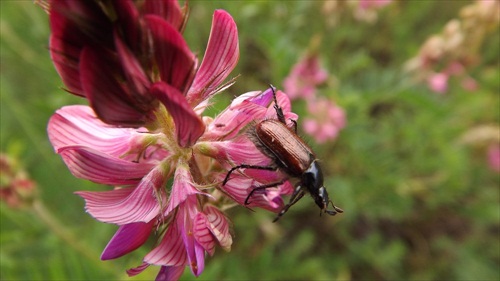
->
[303,161,343,216]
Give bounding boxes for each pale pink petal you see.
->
[203,89,284,141]
[150,82,205,147]
[144,222,187,266]
[163,164,207,216]
[48,105,142,157]
[155,266,186,281]
[217,173,286,212]
[203,101,266,140]
[75,165,167,224]
[204,206,232,251]
[193,213,215,256]
[196,137,271,168]
[58,146,155,185]
[187,10,239,105]
[101,221,154,260]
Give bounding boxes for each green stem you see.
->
[32,200,122,277]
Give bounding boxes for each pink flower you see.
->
[48,88,296,280]
[47,2,302,279]
[487,144,500,173]
[358,0,392,10]
[427,72,449,94]
[283,54,328,100]
[0,154,37,208]
[302,97,346,144]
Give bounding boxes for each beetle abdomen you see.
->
[253,119,314,176]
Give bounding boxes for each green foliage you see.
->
[1,1,498,280]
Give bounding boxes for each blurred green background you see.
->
[1,1,499,280]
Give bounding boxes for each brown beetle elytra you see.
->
[223,85,343,222]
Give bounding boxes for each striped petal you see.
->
[193,213,215,256]
[163,164,206,216]
[48,105,142,157]
[143,0,186,31]
[187,10,239,105]
[58,145,155,185]
[75,165,166,224]
[144,222,187,266]
[145,15,196,94]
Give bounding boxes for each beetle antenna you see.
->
[329,200,344,213]
[268,84,287,124]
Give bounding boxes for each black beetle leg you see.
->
[223,164,277,186]
[273,185,306,222]
[289,119,298,133]
[245,180,285,205]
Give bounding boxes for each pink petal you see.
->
[193,213,215,256]
[196,137,271,169]
[176,198,205,276]
[143,0,186,31]
[127,262,149,277]
[155,266,186,281]
[75,166,167,224]
[48,105,141,157]
[80,46,152,126]
[58,145,155,185]
[163,164,206,216]
[203,101,267,140]
[217,173,286,212]
[187,10,239,104]
[150,82,205,147]
[204,206,232,251]
[145,15,196,94]
[101,221,154,260]
[144,222,187,266]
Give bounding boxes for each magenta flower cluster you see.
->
[46,1,296,280]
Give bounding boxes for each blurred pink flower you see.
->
[283,54,328,100]
[0,154,37,208]
[461,76,479,92]
[487,144,500,173]
[302,97,346,143]
[427,72,449,94]
[359,0,392,10]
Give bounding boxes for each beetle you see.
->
[223,85,343,222]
